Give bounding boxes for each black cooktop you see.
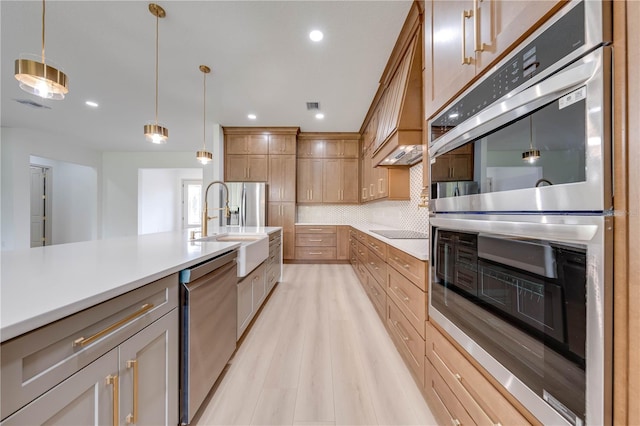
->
[370,230,429,239]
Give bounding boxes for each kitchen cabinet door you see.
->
[297,159,323,203]
[297,139,325,158]
[226,135,249,155]
[268,202,295,260]
[426,0,475,119]
[325,139,359,158]
[119,309,178,426]
[247,155,268,181]
[237,274,254,340]
[1,349,117,426]
[269,155,296,202]
[336,226,350,260]
[475,1,561,71]
[268,134,296,155]
[322,159,342,203]
[247,135,269,154]
[225,155,249,181]
[341,158,359,203]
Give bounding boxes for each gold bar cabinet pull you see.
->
[461,9,473,65]
[126,359,139,424]
[106,374,119,426]
[473,0,486,52]
[73,303,154,348]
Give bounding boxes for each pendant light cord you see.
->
[203,70,207,150]
[155,12,159,124]
[41,0,46,63]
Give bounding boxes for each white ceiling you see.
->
[1,1,412,153]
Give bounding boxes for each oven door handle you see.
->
[430,48,602,157]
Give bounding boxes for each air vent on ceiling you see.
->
[15,99,51,110]
[306,102,320,110]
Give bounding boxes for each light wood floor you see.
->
[194,264,438,426]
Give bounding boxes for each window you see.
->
[182,180,202,228]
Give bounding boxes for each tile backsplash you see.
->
[296,163,429,233]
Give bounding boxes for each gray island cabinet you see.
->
[1,274,179,425]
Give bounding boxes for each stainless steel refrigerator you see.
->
[219,182,267,227]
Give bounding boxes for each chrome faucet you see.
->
[202,181,231,237]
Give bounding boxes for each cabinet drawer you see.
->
[295,233,337,247]
[366,272,387,321]
[1,274,178,420]
[426,323,531,426]
[355,240,367,263]
[296,225,336,234]
[387,246,426,290]
[295,247,336,260]
[424,358,475,426]
[387,266,426,339]
[366,235,387,259]
[386,299,425,385]
[365,248,387,287]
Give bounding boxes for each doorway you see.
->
[30,165,52,247]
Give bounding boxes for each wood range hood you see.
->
[363,3,423,168]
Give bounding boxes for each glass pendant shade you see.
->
[144,123,169,144]
[15,0,68,100]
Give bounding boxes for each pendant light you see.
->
[14,0,69,100]
[144,3,168,144]
[522,114,540,164]
[196,65,213,164]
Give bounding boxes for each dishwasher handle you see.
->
[180,250,237,284]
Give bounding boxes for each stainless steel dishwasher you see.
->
[179,250,237,425]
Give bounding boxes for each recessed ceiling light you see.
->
[248,114,257,120]
[315,113,324,119]
[85,101,99,107]
[309,30,323,42]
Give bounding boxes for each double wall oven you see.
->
[428,1,612,425]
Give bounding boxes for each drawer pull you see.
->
[309,239,323,242]
[452,419,461,426]
[455,373,462,381]
[394,286,410,302]
[392,320,410,341]
[308,228,323,231]
[106,374,119,426]
[403,264,411,269]
[126,360,139,424]
[73,303,155,348]
[309,252,323,255]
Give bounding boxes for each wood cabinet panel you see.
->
[225,135,249,155]
[268,134,296,155]
[295,233,337,247]
[324,139,359,158]
[267,202,295,260]
[297,159,323,203]
[426,322,531,425]
[297,139,325,158]
[295,247,337,260]
[296,225,336,234]
[387,299,425,386]
[247,155,268,181]
[424,357,476,426]
[430,145,473,182]
[225,155,268,182]
[322,159,359,203]
[269,155,296,202]
[387,266,426,339]
[366,248,387,288]
[336,226,350,260]
[247,135,269,154]
[387,246,427,290]
[366,235,387,260]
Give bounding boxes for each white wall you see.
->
[1,127,102,250]
[102,152,210,238]
[138,168,202,235]
[31,156,98,245]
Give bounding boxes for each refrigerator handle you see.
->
[240,184,247,227]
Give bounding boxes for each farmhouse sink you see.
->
[194,233,269,277]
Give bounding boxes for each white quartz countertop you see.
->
[0,227,282,342]
[295,222,429,261]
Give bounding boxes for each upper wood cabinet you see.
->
[297,159,323,204]
[225,134,269,155]
[325,139,359,158]
[425,0,562,118]
[269,155,296,202]
[322,159,359,204]
[297,139,325,158]
[268,134,296,155]
[225,155,268,182]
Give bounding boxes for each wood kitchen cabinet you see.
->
[336,226,350,260]
[225,154,268,182]
[225,134,269,155]
[297,139,325,158]
[268,202,295,260]
[425,0,562,118]
[322,158,359,204]
[269,155,296,202]
[324,139,359,158]
[268,134,296,155]
[297,159,323,203]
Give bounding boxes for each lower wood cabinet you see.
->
[425,322,533,426]
[267,202,295,260]
[294,225,352,262]
[237,262,267,340]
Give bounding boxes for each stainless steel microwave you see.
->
[428,0,612,215]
